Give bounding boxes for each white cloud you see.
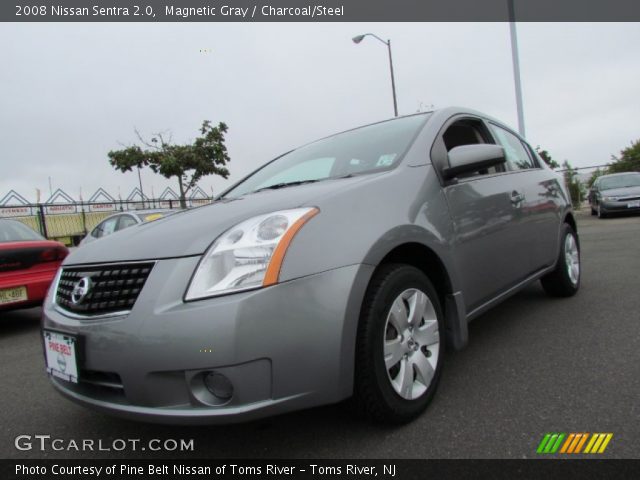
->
[1,22,638,202]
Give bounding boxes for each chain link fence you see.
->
[0,198,212,245]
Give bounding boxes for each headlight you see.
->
[185,208,319,300]
[602,196,618,202]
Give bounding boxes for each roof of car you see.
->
[599,172,640,178]
[131,209,174,215]
[106,209,175,217]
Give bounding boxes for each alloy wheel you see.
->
[565,233,580,286]
[383,288,440,400]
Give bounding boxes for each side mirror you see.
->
[443,144,506,180]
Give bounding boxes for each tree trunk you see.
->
[177,178,187,209]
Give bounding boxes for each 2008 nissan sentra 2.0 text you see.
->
[42,107,581,424]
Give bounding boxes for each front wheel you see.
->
[540,223,580,297]
[597,203,607,219]
[354,264,444,423]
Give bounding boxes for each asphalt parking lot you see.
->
[1,212,639,460]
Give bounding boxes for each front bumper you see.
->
[0,268,57,311]
[600,199,640,214]
[42,258,371,424]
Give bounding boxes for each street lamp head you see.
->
[351,32,398,117]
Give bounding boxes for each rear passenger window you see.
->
[488,124,536,170]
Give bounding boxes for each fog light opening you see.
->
[203,372,234,401]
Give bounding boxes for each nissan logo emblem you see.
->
[71,277,93,305]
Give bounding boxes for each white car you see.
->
[81,210,173,245]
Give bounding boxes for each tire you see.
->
[590,207,596,216]
[354,264,444,423]
[597,203,607,219]
[540,223,581,297]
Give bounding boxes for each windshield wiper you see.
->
[252,179,320,193]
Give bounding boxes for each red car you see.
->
[0,219,68,311]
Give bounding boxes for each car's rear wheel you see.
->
[541,223,580,297]
[354,264,444,423]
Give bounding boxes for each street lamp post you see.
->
[508,0,525,137]
[352,33,399,117]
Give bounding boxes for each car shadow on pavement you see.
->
[0,307,41,337]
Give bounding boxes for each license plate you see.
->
[628,200,640,208]
[43,330,79,383]
[0,286,27,305]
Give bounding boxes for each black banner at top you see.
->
[3,0,640,22]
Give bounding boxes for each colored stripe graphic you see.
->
[537,434,552,454]
[598,434,614,453]
[560,433,575,453]
[574,433,589,453]
[538,433,613,454]
[584,434,599,453]
[585,433,614,454]
[537,433,565,454]
[567,433,583,453]
[550,433,565,453]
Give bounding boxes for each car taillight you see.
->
[39,247,69,263]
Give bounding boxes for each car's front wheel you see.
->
[597,203,607,219]
[354,264,444,423]
[540,223,580,297]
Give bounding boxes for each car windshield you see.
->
[599,173,640,190]
[222,114,430,198]
[0,221,44,242]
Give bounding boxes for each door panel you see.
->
[444,174,530,311]
[486,124,562,271]
[518,170,564,269]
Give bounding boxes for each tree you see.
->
[587,167,605,187]
[562,160,583,209]
[535,146,560,169]
[607,139,640,174]
[108,121,230,208]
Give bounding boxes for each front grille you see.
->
[56,262,154,316]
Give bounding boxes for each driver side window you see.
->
[442,120,504,177]
[92,216,119,238]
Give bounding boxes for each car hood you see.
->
[65,175,377,265]
[601,185,640,197]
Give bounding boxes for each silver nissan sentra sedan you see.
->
[42,107,580,424]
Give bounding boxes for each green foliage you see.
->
[562,160,583,209]
[587,168,605,187]
[535,146,560,169]
[607,139,640,174]
[108,121,230,208]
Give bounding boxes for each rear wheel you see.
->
[541,223,580,297]
[354,264,444,423]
